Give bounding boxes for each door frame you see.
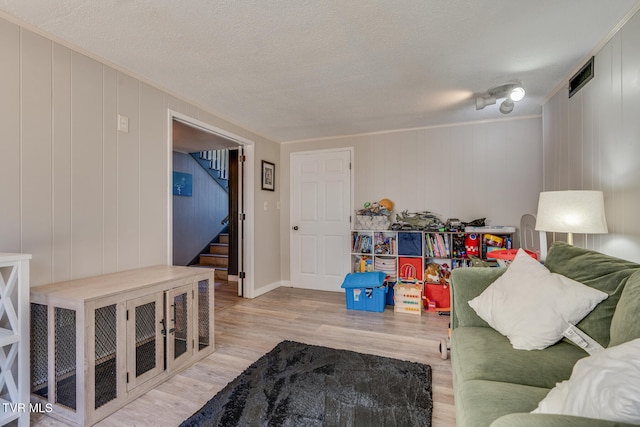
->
[289,147,355,289]
[166,110,255,297]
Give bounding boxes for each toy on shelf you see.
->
[355,198,394,230]
[357,198,394,216]
[425,263,441,283]
[399,262,417,280]
[485,248,538,267]
[424,263,450,285]
[358,256,374,272]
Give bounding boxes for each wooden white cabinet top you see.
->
[0,252,32,262]
[31,265,212,302]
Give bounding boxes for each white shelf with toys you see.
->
[351,228,515,283]
[351,200,515,313]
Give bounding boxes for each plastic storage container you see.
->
[341,272,387,312]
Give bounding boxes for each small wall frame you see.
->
[261,161,275,191]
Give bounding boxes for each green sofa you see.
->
[449,242,640,427]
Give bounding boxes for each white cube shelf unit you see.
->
[351,229,515,280]
[0,253,31,427]
[30,266,215,426]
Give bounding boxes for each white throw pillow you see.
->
[468,248,608,350]
[533,338,640,424]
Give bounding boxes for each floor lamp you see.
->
[534,191,608,245]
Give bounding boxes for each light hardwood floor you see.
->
[32,281,455,427]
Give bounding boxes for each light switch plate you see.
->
[117,114,129,133]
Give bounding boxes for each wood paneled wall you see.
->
[280,117,543,280]
[0,22,168,286]
[0,17,279,289]
[543,9,640,261]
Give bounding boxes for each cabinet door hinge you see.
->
[239,212,246,221]
[240,155,246,162]
[239,271,246,279]
[126,372,129,383]
[126,310,129,321]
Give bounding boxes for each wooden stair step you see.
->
[209,243,229,255]
[199,253,229,268]
[218,233,229,244]
[214,268,228,280]
[189,264,228,280]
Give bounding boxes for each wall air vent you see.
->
[569,56,594,98]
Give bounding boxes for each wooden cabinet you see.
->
[0,253,31,427]
[30,266,215,426]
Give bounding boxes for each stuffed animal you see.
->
[425,263,442,284]
[440,263,451,285]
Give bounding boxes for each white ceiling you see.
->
[172,119,241,153]
[1,1,638,143]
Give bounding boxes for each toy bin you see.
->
[425,283,450,311]
[386,281,395,306]
[398,257,423,280]
[341,272,387,313]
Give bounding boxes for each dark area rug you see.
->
[180,340,432,427]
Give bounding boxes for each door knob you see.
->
[292,226,299,230]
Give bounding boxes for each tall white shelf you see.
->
[0,253,31,427]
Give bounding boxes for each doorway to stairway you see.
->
[168,110,255,297]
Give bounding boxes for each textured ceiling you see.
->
[1,1,638,143]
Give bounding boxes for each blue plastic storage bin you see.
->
[341,272,387,312]
[386,281,395,306]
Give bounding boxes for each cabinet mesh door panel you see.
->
[173,292,188,358]
[198,280,210,350]
[55,307,76,410]
[31,303,48,399]
[135,302,157,377]
[95,304,117,409]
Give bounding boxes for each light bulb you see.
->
[509,86,525,102]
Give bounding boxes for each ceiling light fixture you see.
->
[476,82,526,114]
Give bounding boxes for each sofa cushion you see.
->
[609,270,640,347]
[455,379,549,427]
[450,267,506,329]
[544,242,640,347]
[467,249,608,350]
[491,413,637,427]
[451,327,587,389]
[533,338,640,424]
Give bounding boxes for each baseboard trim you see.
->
[249,280,289,298]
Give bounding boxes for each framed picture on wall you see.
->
[262,161,275,191]
[173,171,193,196]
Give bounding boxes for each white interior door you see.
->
[290,149,352,291]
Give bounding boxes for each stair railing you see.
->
[191,150,229,191]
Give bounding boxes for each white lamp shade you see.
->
[535,191,608,234]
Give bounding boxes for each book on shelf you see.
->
[352,234,372,253]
